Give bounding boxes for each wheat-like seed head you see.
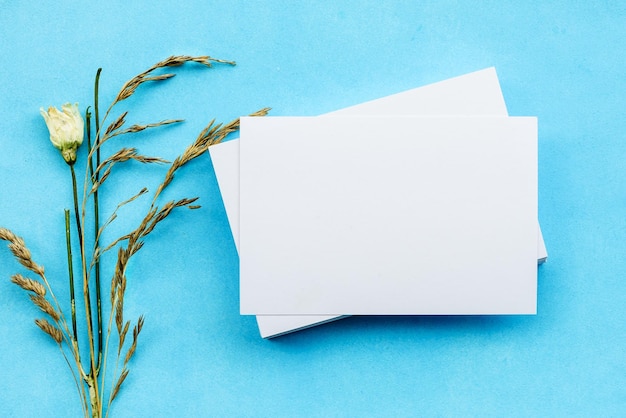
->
[34,318,63,344]
[109,119,183,139]
[0,227,45,277]
[104,111,128,136]
[29,294,61,321]
[124,316,144,365]
[115,290,125,335]
[118,321,130,356]
[152,107,270,202]
[90,149,169,194]
[110,368,129,402]
[11,274,46,296]
[114,55,235,104]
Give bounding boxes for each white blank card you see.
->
[240,116,537,315]
[209,68,545,337]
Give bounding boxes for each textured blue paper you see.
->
[0,1,625,416]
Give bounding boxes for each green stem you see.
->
[70,164,98,411]
[70,165,83,250]
[71,163,97,385]
[90,68,102,369]
[64,209,78,341]
[93,68,103,372]
[68,165,84,349]
[95,68,101,142]
[86,104,103,373]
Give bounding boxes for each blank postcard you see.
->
[209,68,545,336]
[239,116,537,315]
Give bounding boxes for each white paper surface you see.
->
[209,67,545,337]
[240,116,538,315]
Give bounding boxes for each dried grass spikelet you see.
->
[89,187,148,269]
[101,109,273,327]
[110,245,129,339]
[91,148,169,194]
[29,294,61,321]
[111,317,144,401]
[144,198,198,237]
[0,227,45,277]
[99,147,169,168]
[194,107,270,154]
[118,321,130,356]
[154,107,271,200]
[35,318,63,343]
[104,111,128,136]
[111,247,129,294]
[11,274,46,296]
[115,287,125,335]
[114,55,235,103]
[110,367,130,401]
[109,119,183,139]
[124,315,144,365]
[109,196,197,265]
[100,112,182,146]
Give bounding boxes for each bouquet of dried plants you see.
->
[0,55,268,418]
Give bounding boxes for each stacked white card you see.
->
[210,68,547,338]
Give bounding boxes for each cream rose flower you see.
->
[40,103,84,165]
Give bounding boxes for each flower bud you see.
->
[40,103,84,165]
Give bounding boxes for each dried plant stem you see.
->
[0,229,70,335]
[101,108,270,413]
[65,210,78,340]
[94,68,102,142]
[74,214,99,416]
[1,229,87,402]
[70,165,84,251]
[91,55,234,159]
[3,55,269,418]
[88,79,104,371]
[0,228,86,384]
[73,161,100,394]
[59,343,89,418]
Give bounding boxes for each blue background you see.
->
[1,1,625,417]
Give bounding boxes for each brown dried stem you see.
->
[3,54,268,417]
[0,227,89,413]
[98,108,268,410]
